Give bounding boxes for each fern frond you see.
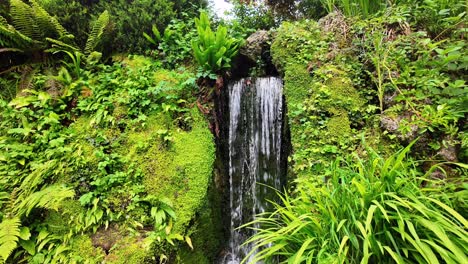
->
[29,0,73,43]
[14,185,74,217]
[84,10,110,54]
[0,15,8,25]
[0,23,36,49]
[0,217,21,262]
[10,0,38,39]
[45,37,79,53]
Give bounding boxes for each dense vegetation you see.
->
[0,0,467,263]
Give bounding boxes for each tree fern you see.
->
[0,217,21,262]
[46,37,80,53]
[84,10,110,54]
[14,185,74,217]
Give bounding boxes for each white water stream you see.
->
[223,77,283,264]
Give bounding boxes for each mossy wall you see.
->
[45,56,219,263]
[119,109,215,233]
[271,21,369,177]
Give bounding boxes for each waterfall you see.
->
[223,77,284,264]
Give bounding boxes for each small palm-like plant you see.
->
[191,11,243,73]
[243,142,468,263]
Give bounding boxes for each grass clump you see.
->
[243,143,468,263]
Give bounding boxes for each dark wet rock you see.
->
[240,30,270,63]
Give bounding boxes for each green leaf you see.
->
[0,217,21,262]
[18,227,30,240]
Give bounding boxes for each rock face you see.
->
[240,30,270,63]
[380,113,419,142]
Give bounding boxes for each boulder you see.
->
[240,30,270,63]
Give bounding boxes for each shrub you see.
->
[243,143,468,263]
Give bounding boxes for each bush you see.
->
[243,143,468,263]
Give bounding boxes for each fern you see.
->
[18,66,36,92]
[0,15,8,25]
[0,217,21,262]
[0,23,35,49]
[29,0,73,42]
[84,10,110,54]
[10,0,37,39]
[14,185,74,217]
[45,37,80,53]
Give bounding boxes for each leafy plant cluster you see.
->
[0,0,110,68]
[352,5,467,157]
[0,52,200,262]
[191,11,244,74]
[143,14,198,68]
[36,0,207,54]
[244,143,468,263]
[271,0,467,178]
[257,1,467,263]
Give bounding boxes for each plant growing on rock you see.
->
[191,11,244,74]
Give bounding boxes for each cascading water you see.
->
[223,77,284,264]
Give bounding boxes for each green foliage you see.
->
[320,0,388,17]
[36,0,206,54]
[230,1,277,31]
[0,54,215,262]
[144,15,198,68]
[192,11,244,74]
[270,20,326,71]
[243,144,468,263]
[1,0,110,75]
[0,217,21,262]
[84,10,109,55]
[94,0,175,53]
[1,0,73,51]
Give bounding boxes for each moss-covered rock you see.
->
[271,22,367,177]
[271,21,325,72]
[116,109,215,232]
[105,236,149,264]
[178,178,223,264]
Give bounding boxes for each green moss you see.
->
[273,21,367,176]
[271,21,324,71]
[116,55,155,69]
[178,178,223,263]
[154,69,180,85]
[117,109,215,232]
[69,235,106,264]
[326,112,351,140]
[315,65,364,112]
[105,236,149,264]
[284,63,313,107]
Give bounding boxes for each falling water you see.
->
[223,77,284,264]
